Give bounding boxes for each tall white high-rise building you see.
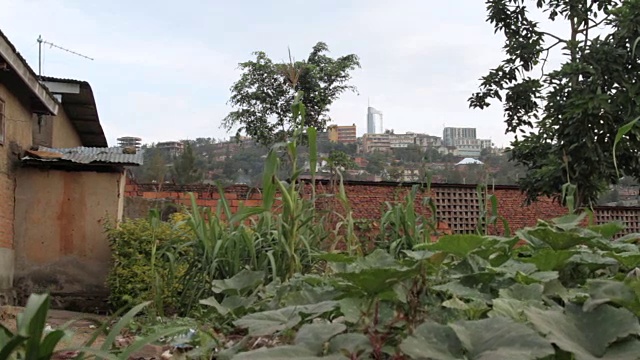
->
[367,107,383,134]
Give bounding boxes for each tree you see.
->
[172,143,202,184]
[470,0,640,207]
[223,42,360,147]
[144,149,168,184]
[326,150,356,177]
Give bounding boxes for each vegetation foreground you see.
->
[3,95,640,359]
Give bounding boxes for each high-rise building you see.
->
[367,107,383,134]
[327,124,357,143]
[117,136,142,149]
[443,127,476,147]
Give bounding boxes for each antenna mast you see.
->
[37,35,94,76]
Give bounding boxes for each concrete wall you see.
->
[0,82,34,303]
[51,109,83,148]
[13,168,125,309]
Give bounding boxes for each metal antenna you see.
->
[37,35,94,76]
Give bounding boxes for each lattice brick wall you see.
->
[594,207,640,235]
[433,187,483,234]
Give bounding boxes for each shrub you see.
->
[106,212,190,314]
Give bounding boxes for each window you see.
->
[0,99,4,145]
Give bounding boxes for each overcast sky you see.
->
[1,0,547,147]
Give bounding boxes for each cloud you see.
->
[0,0,526,148]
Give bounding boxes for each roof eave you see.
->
[0,32,58,115]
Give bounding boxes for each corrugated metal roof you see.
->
[22,146,143,166]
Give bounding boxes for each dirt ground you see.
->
[0,305,107,349]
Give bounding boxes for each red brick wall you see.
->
[124,178,640,236]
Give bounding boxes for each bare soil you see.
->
[1,305,107,349]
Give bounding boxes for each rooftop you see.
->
[22,146,144,167]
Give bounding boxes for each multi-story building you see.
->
[415,134,443,150]
[327,124,357,143]
[156,141,184,158]
[453,138,494,157]
[443,127,476,147]
[367,107,383,134]
[362,133,390,153]
[389,133,417,148]
[117,136,142,149]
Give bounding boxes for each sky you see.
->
[0,0,565,147]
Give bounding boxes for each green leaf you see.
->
[526,303,640,359]
[609,252,640,269]
[328,333,373,358]
[234,345,347,360]
[101,301,151,351]
[589,222,625,239]
[401,317,554,360]
[234,301,338,336]
[432,281,493,302]
[427,235,485,258]
[211,269,265,294]
[521,249,576,271]
[500,283,544,301]
[525,228,595,250]
[584,279,640,316]
[294,323,346,355]
[400,321,463,360]
[449,317,554,360]
[614,116,640,178]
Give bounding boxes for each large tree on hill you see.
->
[223,42,360,147]
[172,143,203,185]
[470,0,640,207]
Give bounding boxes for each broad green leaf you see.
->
[442,297,469,311]
[401,318,554,360]
[499,283,544,301]
[200,294,256,316]
[589,222,625,239]
[294,323,346,354]
[338,297,364,324]
[449,317,554,360]
[432,281,493,302]
[211,269,265,294]
[526,303,640,359]
[231,345,348,360]
[526,228,595,250]
[610,252,640,269]
[427,235,485,258]
[521,249,576,271]
[584,279,640,316]
[328,333,373,357]
[514,271,559,285]
[234,301,338,336]
[400,321,463,360]
[568,252,618,271]
[336,268,418,297]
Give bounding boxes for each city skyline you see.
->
[0,0,550,149]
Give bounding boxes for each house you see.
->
[0,29,141,307]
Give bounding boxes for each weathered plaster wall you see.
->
[13,168,125,309]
